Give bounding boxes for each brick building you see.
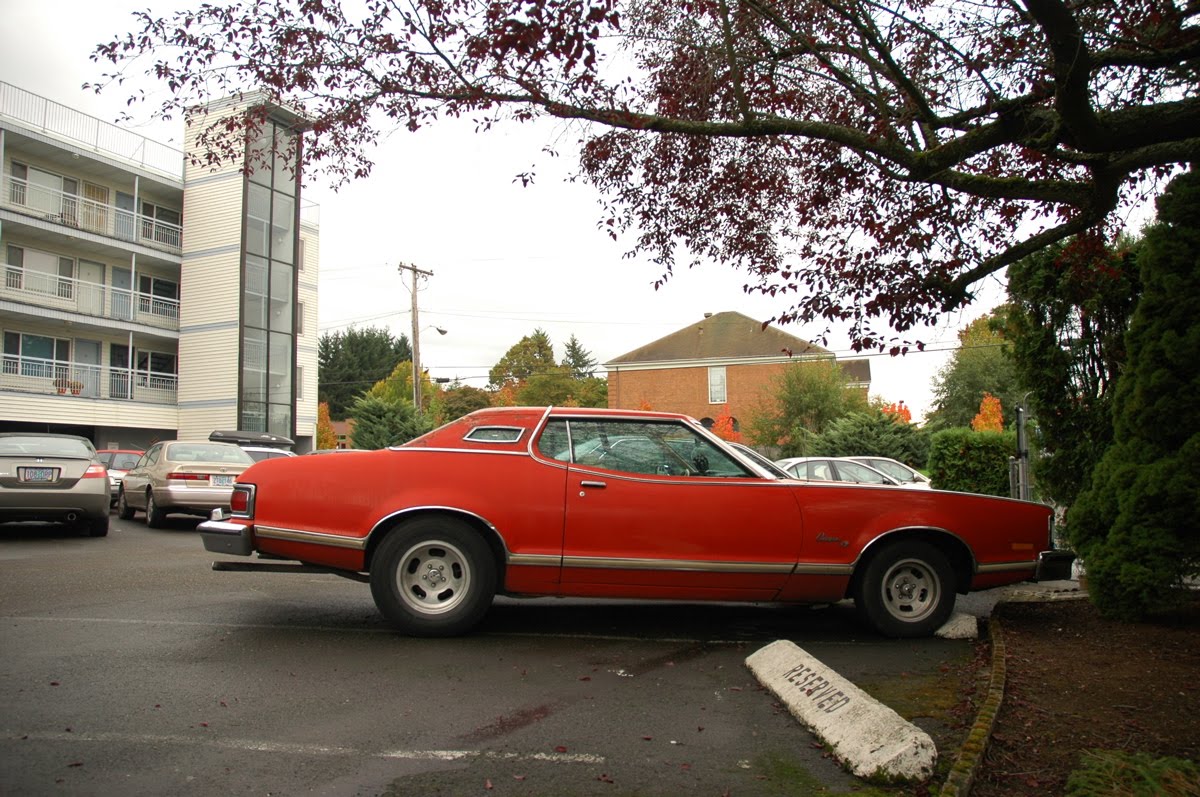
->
[604,311,870,429]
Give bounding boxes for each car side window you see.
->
[561,419,750,478]
[808,461,834,481]
[535,420,572,461]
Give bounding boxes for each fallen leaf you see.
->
[50,681,60,687]
[67,762,83,768]
[513,775,526,781]
[597,773,614,783]
[484,779,493,790]
[555,745,568,753]
[642,735,652,741]
[579,676,591,681]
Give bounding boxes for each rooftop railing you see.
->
[0,81,184,180]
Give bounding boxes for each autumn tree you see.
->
[971,394,1004,433]
[316,402,337,450]
[748,358,867,455]
[318,326,411,420]
[925,316,1021,431]
[710,405,741,442]
[489,329,556,389]
[438,383,493,422]
[92,0,1199,350]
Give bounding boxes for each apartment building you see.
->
[0,82,319,451]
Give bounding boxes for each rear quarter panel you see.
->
[239,447,568,571]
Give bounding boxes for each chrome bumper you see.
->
[199,514,253,556]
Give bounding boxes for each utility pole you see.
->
[397,262,434,412]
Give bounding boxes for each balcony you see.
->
[2,174,182,255]
[2,265,179,331]
[1,355,177,405]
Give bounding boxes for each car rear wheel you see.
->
[853,541,955,637]
[86,515,109,537]
[369,517,496,637]
[145,491,167,528]
[116,488,135,520]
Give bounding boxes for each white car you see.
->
[847,456,933,489]
[775,457,900,486]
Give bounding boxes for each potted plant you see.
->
[69,380,83,395]
[53,377,69,394]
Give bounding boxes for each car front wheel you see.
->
[369,517,497,637]
[853,541,955,638]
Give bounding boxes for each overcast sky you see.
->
[1,0,1033,421]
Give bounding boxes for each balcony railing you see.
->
[2,265,179,331]
[2,174,182,255]
[0,81,184,179]
[0,355,177,405]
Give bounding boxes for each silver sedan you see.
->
[117,441,255,527]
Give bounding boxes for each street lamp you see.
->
[412,323,447,412]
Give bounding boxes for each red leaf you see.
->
[485,779,493,790]
[555,745,568,753]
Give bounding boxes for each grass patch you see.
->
[1065,749,1200,796]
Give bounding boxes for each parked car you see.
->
[118,441,255,527]
[776,456,901,486]
[96,449,145,505]
[208,429,295,462]
[199,407,1064,639]
[848,456,933,489]
[0,433,110,536]
[240,446,298,463]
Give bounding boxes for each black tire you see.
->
[116,488,135,520]
[853,541,955,638]
[86,515,109,537]
[369,516,497,637]
[145,490,167,528]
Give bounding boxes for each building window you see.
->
[708,366,727,404]
[241,116,300,439]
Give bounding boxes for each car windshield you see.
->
[837,460,894,484]
[0,436,94,459]
[106,453,142,469]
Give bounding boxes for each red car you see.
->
[200,407,1062,637]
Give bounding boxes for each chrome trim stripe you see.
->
[255,525,367,550]
[561,556,794,574]
[792,563,855,576]
[387,447,528,457]
[508,553,561,567]
[976,560,1037,574]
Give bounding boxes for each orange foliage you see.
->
[637,399,655,411]
[881,400,912,424]
[711,405,742,442]
[971,393,1004,432]
[492,383,520,407]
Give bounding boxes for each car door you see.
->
[120,445,159,508]
[552,418,803,600]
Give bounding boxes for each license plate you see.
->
[211,475,235,487]
[20,467,57,483]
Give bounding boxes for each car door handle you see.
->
[580,480,607,489]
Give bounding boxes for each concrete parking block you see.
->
[746,640,937,783]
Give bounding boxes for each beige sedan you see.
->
[117,441,255,527]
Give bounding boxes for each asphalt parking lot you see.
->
[1,514,982,796]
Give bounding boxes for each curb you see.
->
[938,587,1089,796]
